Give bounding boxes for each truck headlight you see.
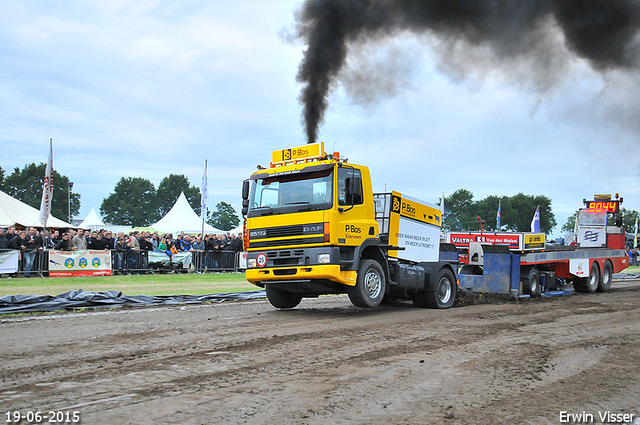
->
[317,253,331,264]
[248,258,257,268]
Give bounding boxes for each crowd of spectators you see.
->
[0,226,243,276]
[0,226,242,253]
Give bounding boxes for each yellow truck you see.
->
[241,143,458,309]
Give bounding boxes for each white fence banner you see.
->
[49,250,112,277]
[0,250,19,273]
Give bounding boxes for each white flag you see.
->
[39,139,54,226]
[530,206,540,233]
[634,219,638,249]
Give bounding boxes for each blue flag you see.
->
[496,200,501,229]
[530,206,540,233]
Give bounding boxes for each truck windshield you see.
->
[578,209,608,226]
[248,168,333,217]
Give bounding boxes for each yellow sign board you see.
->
[272,143,325,164]
[524,233,545,249]
[390,191,442,227]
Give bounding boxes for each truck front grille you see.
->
[249,223,324,249]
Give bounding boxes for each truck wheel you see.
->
[348,259,386,308]
[413,268,456,309]
[522,268,541,297]
[266,285,302,309]
[598,261,613,292]
[574,262,599,294]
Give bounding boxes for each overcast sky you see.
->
[2,0,639,237]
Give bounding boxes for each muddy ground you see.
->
[1,280,639,425]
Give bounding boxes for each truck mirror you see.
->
[242,180,250,200]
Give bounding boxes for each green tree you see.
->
[207,201,240,231]
[3,162,80,221]
[500,193,556,233]
[100,177,160,226]
[156,174,202,216]
[444,189,556,234]
[561,211,578,233]
[621,208,640,232]
[443,189,477,231]
[0,166,5,189]
[475,195,502,231]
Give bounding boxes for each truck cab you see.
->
[242,143,458,309]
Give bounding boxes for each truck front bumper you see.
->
[245,246,357,287]
[246,264,357,286]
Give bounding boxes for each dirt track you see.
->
[1,281,640,425]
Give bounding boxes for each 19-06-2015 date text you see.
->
[5,411,80,423]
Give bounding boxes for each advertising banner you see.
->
[448,232,546,251]
[578,226,607,248]
[49,250,112,277]
[449,232,523,250]
[0,250,19,273]
[388,192,441,262]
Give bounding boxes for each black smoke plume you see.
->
[295,0,640,144]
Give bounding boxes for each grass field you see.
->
[0,272,258,297]
[2,266,639,298]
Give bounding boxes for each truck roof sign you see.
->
[272,142,325,165]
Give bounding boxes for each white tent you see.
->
[0,190,74,229]
[152,192,224,235]
[78,207,105,229]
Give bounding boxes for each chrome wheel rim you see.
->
[439,278,452,304]
[364,270,382,299]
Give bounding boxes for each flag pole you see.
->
[201,159,208,239]
[39,138,54,230]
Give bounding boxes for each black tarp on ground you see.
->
[0,289,267,314]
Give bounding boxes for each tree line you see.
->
[0,164,240,231]
[443,189,557,233]
[3,163,638,234]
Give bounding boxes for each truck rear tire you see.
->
[522,267,541,297]
[598,261,613,292]
[266,285,303,309]
[413,268,456,309]
[573,262,599,294]
[348,259,386,308]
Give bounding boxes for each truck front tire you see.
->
[266,285,303,309]
[348,259,386,308]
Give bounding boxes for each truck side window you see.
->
[338,168,363,206]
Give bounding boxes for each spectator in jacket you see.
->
[115,236,127,271]
[0,228,9,249]
[51,229,61,245]
[23,227,43,277]
[72,231,88,250]
[102,231,116,250]
[8,230,27,252]
[129,232,141,251]
[180,235,193,252]
[151,232,160,251]
[229,233,242,252]
[54,233,74,251]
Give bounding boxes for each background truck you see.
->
[450,194,628,297]
[241,143,458,309]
